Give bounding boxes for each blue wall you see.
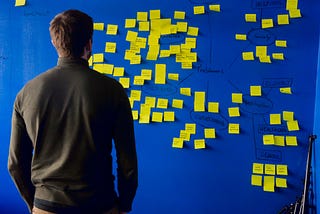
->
[1,0,320,213]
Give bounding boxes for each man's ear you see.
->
[51,40,56,47]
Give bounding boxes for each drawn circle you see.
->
[190,111,228,129]
[247,28,276,46]
[141,84,178,96]
[240,95,273,114]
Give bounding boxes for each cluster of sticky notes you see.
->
[15,0,26,6]
[172,123,216,149]
[286,0,302,18]
[193,4,221,14]
[269,111,300,132]
[262,135,298,146]
[251,163,288,192]
[121,10,200,69]
[132,95,176,123]
[237,1,303,63]
[241,45,286,63]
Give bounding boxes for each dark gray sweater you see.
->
[8,57,138,213]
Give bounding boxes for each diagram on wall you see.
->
[1,0,318,213]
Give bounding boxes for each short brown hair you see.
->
[49,10,93,58]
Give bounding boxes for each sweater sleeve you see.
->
[113,87,138,212]
[8,103,35,213]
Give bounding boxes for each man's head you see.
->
[49,10,93,59]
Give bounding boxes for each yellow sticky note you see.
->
[130,90,141,101]
[278,14,289,25]
[152,112,163,122]
[193,6,205,14]
[263,134,275,145]
[105,42,116,53]
[119,77,130,89]
[180,88,191,96]
[126,30,138,42]
[208,102,219,113]
[204,128,216,139]
[194,91,205,112]
[150,9,161,19]
[94,23,104,31]
[259,55,272,63]
[286,0,298,10]
[209,4,220,12]
[286,136,298,146]
[180,130,191,141]
[283,111,294,121]
[139,21,150,32]
[280,87,292,94]
[172,137,184,148]
[235,34,247,41]
[137,12,148,21]
[172,99,183,109]
[177,22,188,32]
[155,64,166,84]
[242,52,254,60]
[113,67,124,77]
[93,53,104,63]
[15,0,26,6]
[106,24,118,35]
[185,37,197,48]
[194,139,206,149]
[157,98,168,109]
[132,110,139,120]
[145,97,156,108]
[253,163,264,174]
[141,69,152,80]
[185,123,196,134]
[170,45,181,54]
[168,73,179,81]
[125,19,136,28]
[139,104,151,124]
[270,114,281,125]
[265,164,276,175]
[250,85,262,96]
[251,175,263,186]
[130,55,142,65]
[174,11,185,20]
[133,76,144,85]
[275,40,287,47]
[245,14,257,22]
[274,136,285,146]
[187,27,199,36]
[262,19,274,29]
[232,93,243,103]
[272,53,284,60]
[277,165,288,176]
[228,123,240,134]
[276,178,287,188]
[160,50,171,58]
[228,107,240,117]
[164,111,175,122]
[289,9,302,18]
[93,64,114,75]
[287,120,299,131]
[88,56,93,67]
[263,176,275,192]
[256,46,267,57]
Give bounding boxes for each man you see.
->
[8,10,138,214]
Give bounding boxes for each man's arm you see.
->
[113,88,138,213]
[8,106,35,213]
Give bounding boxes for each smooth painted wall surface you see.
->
[0,0,319,213]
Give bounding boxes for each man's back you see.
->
[9,57,137,213]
